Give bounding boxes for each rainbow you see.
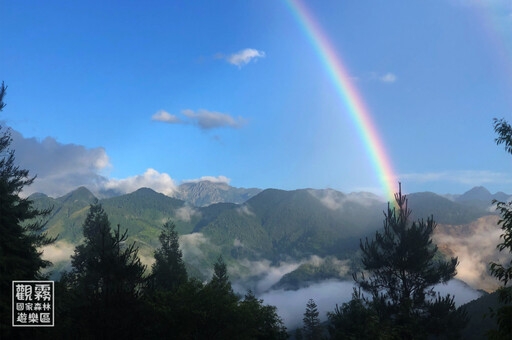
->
[284,0,397,201]
[472,2,512,88]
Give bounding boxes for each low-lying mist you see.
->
[256,279,483,330]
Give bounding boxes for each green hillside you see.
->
[407,192,490,225]
[30,186,495,281]
[460,291,501,339]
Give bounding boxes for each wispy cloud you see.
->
[379,72,397,83]
[175,205,201,222]
[182,109,246,129]
[151,110,182,124]
[151,109,246,130]
[400,170,512,185]
[220,48,265,68]
[181,175,230,184]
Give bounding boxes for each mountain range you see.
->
[30,182,508,292]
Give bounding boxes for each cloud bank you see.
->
[258,279,482,330]
[434,215,507,291]
[10,129,110,197]
[8,126,230,197]
[102,168,178,196]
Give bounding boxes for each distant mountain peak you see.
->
[175,181,261,207]
[28,192,48,200]
[458,186,492,202]
[58,186,96,204]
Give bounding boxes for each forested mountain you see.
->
[442,186,512,210]
[175,180,262,206]
[30,185,500,287]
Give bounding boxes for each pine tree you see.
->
[238,290,288,340]
[487,118,512,339]
[210,255,232,292]
[0,82,55,337]
[327,289,383,339]
[151,220,187,291]
[350,183,467,339]
[303,298,322,340]
[66,203,146,339]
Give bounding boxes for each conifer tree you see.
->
[210,255,232,292]
[303,298,322,340]
[0,82,55,337]
[335,183,467,339]
[238,290,288,340]
[151,221,187,291]
[487,118,512,339]
[66,203,146,339]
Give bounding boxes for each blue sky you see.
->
[2,0,512,197]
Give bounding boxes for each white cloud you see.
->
[431,280,483,307]
[380,72,397,83]
[40,240,75,264]
[237,205,255,216]
[179,233,209,262]
[181,175,231,184]
[258,279,482,330]
[9,128,111,197]
[103,168,178,196]
[233,259,302,294]
[259,280,355,329]
[401,170,512,185]
[151,110,182,124]
[226,48,265,68]
[175,205,201,222]
[433,215,507,291]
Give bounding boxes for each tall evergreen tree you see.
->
[0,82,55,337]
[238,290,288,340]
[336,183,467,339]
[150,221,187,291]
[210,255,232,292]
[487,118,512,339]
[303,298,322,340]
[65,203,146,339]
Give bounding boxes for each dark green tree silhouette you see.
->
[339,184,467,339]
[0,82,55,338]
[195,255,239,339]
[238,290,288,340]
[210,255,232,292]
[328,289,385,339]
[303,298,322,340]
[65,203,146,339]
[150,221,187,292]
[487,118,512,339]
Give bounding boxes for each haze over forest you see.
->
[32,181,508,328]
